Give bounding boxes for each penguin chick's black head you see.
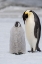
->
[15,21,21,27]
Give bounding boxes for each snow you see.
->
[0,0,42,9]
[0,6,42,18]
[0,6,42,64]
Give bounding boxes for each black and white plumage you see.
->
[10,21,26,55]
[22,10,41,52]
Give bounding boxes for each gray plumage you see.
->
[10,21,26,55]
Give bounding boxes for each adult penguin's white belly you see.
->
[25,17,37,51]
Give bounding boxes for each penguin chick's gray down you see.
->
[22,10,41,52]
[10,21,26,55]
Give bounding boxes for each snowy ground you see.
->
[0,6,42,64]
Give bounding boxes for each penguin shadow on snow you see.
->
[28,50,42,53]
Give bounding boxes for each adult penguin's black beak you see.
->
[22,12,28,24]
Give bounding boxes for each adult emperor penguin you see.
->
[22,10,41,52]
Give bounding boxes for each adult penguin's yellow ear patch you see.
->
[25,10,32,17]
[25,10,29,15]
[25,11,28,15]
[29,12,33,16]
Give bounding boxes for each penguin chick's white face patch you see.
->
[18,22,21,27]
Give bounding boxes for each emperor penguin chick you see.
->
[10,21,26,55]
[22,10,41,52]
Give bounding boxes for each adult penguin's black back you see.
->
[30,10,41,51]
